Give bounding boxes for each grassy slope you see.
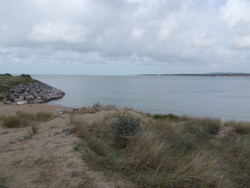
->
[0,74,35,92]
[71,105,250,188]
[0,104,249,187]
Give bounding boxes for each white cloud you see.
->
[157,17,177,40]
[130,28,145,39]
[192,32,219,47]
[220,0,250,26]
[234,35,250,49]
[1,0,250,74]
[94,36,103,45]
[220,0,250,50]
[28,22,87,43]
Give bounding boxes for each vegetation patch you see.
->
[0,111,55,128]
[62,128,74,135]
[9,135,33,144]
[0,176,8,188]
[71,109,250,187]
[0,74,35,92]
[224,121,250,135]
[111,115,141,137]
[153,113,181,121]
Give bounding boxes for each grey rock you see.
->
[5,80,64,105]
[19,96,25,101]
[17,100,28,105]
[9,94,15,101]
[56,108,79,114]
[14,98,23,102]
[3,101,12,104]
[25,95,35,101]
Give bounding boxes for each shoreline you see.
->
[1,101,250,123]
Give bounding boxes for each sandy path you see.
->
[0,103,133,188]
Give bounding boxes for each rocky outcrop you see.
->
[6,81,65,104]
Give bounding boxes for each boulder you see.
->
[3,101,12,104]
[9,94,15,101]
[17,100,28,105]
[25,95,35,101]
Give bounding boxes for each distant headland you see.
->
[137,73,250,77]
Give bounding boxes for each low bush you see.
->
[20,74,32,79]
[111,115,141,137]
[153,113,180,121]
[4,73,12,77]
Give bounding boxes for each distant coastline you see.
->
[137,73,250,77]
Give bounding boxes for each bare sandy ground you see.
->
[0,103,134,188]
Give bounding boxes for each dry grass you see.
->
[70,106,250,187]
[224,121,250,135]
[0,111,55,128]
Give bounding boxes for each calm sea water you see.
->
[33,75,250,121]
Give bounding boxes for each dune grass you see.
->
[0,111,55,128]
[71,106,250,187]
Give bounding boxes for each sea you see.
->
[32,75,250,122]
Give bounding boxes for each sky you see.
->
[0,0,250,75]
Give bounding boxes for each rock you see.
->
[56,108,79,114]
[17,100,28,105]
[19,96,25,101]
[25,95,35,101]
[3,101,12,104]
[34,99,44,104]
[14,98,22,102]
[9,94,15,101]
[5,80,65,104]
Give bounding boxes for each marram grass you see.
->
[70,105,250,188]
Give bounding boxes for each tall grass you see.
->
[0,111,55,128]
[71,110,250,187]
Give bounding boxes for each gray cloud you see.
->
[0,0,250,74]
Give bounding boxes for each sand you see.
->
[0,102,134,188]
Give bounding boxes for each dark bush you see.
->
[153,113,180,121]
[112,115,141,137]
[2,116,29,128]
[4,73,12,77]
[183,118,221,139]
[20,74,32,79]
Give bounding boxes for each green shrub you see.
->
[153,113,180,121]
[111,115,141,137]
[20,74,32,79]
[4,73,12,77]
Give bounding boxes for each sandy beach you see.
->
[0,103,133,188]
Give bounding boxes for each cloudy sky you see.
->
[0,0,250,75]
